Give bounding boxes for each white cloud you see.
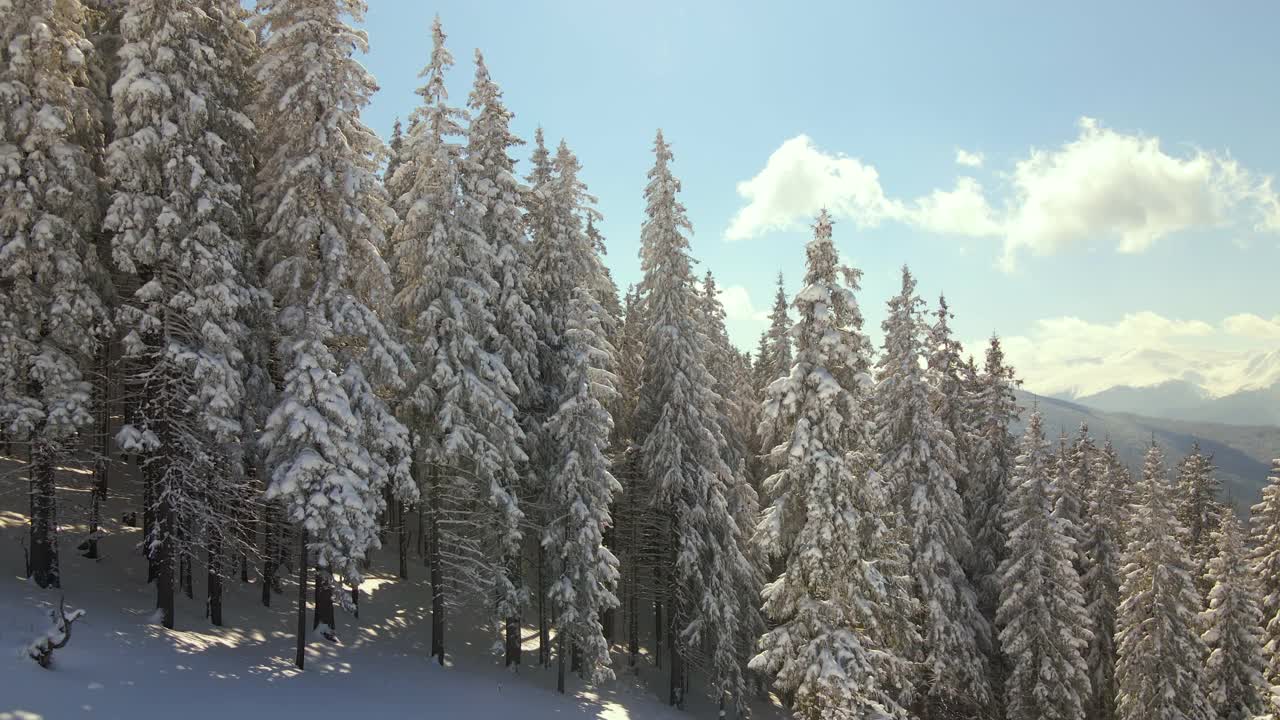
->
[718,284,769,324]
[1223,312,1280,340]
[988,311,1280,398]
[909,177,1002,238]
[725,135,901,240]
[727,119,1280,268]
[955,148,984,168]
[999,117,1251,267]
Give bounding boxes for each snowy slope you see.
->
[0,456,784,719]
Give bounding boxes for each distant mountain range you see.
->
[1014,389,1277,512]
[1051,380,1280,427]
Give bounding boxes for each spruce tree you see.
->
[875,266,990,718]
[0,0,110,590]
[763,272,791,384]
[1115,444,1210,720]
[543,288,621,693]
[1200,512,1266,720]
[1175,443,1222,598]
[106,0,265,629]
[967,336,1020,623]
[253,0,414,664]
[753,210,919,720]
[460,48,540,667]
[634,130,751,709]
[1251,460,1280,695]
[997,409,1092,720]
[390,17,525,665]
[1082,437,1126,720]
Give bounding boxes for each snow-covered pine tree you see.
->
[390,17,525,665]
[253,0,414,664]
[875,265,990,718]
[1252,459,1280,695]
[759,272,792,391]
[1175,443,1223,599]
[608,284,651,670]
[0,0,111,590]
[634,130,752,709]
[926,295,974,502]
[105,0,265,628]
[459,48,540,666]
[1052,428,1089,580]
[543,287,621,693]
[1115,443,1211,720]
[1200,511,1266,720]
[997,409,1092,720]
[752,210,919,720]
[1082,437,1126,720]
[700,270,767,703]
[966,336,1020,624]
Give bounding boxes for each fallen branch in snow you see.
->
[28,598,85,669]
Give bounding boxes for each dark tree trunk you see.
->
[557,629,567,695]
[261,502,275,607]
[504,549,521,668]
[208,532,222,626]
[417,500,424,559]
[28,436,59,589]
[350,584,359,619]
[538,543,550,667]
[668,624,684,708]
[601,524,615,645]
[428,475,444,665]
[143,459,157,582]
[294,528,307,669]
[627,569,639,667]
[179,518,193,600]
[396,500,407,580]
[653,571,664,670]
[156,487,175,629]
[313,567,335,639]
[85,343,110,560]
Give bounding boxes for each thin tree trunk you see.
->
[396,500,407,580]
[86,342,109,560]
[156,486,175,629]
[143,459,157,583]
[668,617,684,708]
[179,517,193,600]
[538,543,550,667]
[627,566,639,667]
[208,531,222,626]
[28,435,59,589]
[504,549,521,668]
[557,628,567,694]
[294,528,307,669]
[350,584,359,619]
[429,473,444,665]
[261,501,275,607]
[313,566,335,639]
[653,566,664,670]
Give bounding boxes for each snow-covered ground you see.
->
[0,456,783,719]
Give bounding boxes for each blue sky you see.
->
[345,1,1280,396]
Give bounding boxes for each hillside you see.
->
[1016,390,1277,509]
[0,455,784,720]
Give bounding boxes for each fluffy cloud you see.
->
[955,148,984,168]
[989,311,1280,398]
[725,135,902,240]
[1000,117,1251,266]
[727,119,1280,268]
[1223,312,1280,340]
[909,177,1002,238]
[718,284,769,324]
